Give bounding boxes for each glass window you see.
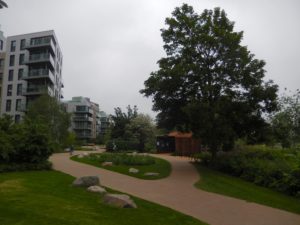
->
[17,84,22,96]
[0,40,3,51]
[10,40,16,52]
[15,115,21,123]
[18,69,24,80]
[7,84,12,96]
[16,99,21,111]
[0,58,4,69]
[19,54,25,65]
[20,39,26,50]
[9,55,15,66]
[8,70,14,81]
[6,100,11,112]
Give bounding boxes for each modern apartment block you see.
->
[0,30,63,122]
[65,96,110,142]
[0,29,6,112]
[65,97,99,141]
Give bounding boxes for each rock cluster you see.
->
[73,176,137,208]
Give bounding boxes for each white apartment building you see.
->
[0,30,63,122]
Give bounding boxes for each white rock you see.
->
[87,185,107,194]
[129,168,139,173]
[103,194,137,208]
[102,161,113,166]
[72,176,100,187]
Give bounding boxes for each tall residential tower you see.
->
[0,30,63,122]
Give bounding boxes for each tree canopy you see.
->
[25,95,71,148]
[140,4,278,156]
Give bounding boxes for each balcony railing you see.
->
[22,69,55,84]
[26,37,56,54]
[23,85,53,96]
[26,53,55,70]
[73,116,93,122]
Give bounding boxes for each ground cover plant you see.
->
[194,164,300,214]
[196,145,300,197]
[72,153,171,180]
[0,171,207,225]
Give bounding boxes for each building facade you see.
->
[65,96,110,142]
[0,28,6,112]
[0,30,63,122]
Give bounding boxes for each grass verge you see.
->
[194,164,300,214]
[71,153,171,180]
[0,170,207,225]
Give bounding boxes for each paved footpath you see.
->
[50,151,300,225]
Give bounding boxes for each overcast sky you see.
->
[0,0,299,117]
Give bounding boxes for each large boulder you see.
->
[87,185,107,194]
[103,194,137,208]
[73,176,100,187]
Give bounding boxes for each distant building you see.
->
[65,96,110,142]
[0,30,64,122]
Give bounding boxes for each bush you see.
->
[204,145,300,197]
[0,116,54,172]
[86,153,155,166]
[0,161,52,173]
[106,140,140,152]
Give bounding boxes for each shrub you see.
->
[86,153,155,166]
[204,145,300,197]
[106,140,139,152]
[0,161,52,173]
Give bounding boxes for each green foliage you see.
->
[203,145,300,196]
[0,161,52,173]
[0,115,53,172]
[271,90,300,148]
[86,153,155,166]
[110,105,138,139]
[72,153,172,180]
[106,139,139,151]
[108,106,157,152]
[140,4,278,157]
[125,114,157,151]
[25,95,71,149]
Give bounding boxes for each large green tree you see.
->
[125,114,157,151]
[110,105,138,139]
[141,4,278,157]
[271,90,300,148]
[25,95,71,148]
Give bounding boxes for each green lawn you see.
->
[71,153,171,180]
[0,170,207,225]
[194,164,300,214]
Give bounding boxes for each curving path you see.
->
[50,151,300,225]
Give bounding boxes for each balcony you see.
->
[22,69,55,84]
[23,85,54,96]
[26,37,56,55]
[25,53,55,70]
[75,108,93,114]
[73,116,93,122]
